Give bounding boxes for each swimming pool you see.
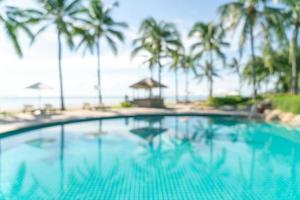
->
[0,115,300,199]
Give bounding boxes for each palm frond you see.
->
[5,20,22,57]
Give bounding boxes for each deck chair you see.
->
[23,105,35,113]
[82,103,93,110]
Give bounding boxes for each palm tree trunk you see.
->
[57,30,65,111]
[96,37,103,105]
[209,52,214,98]
[250,24,257,101]
[175,68,179,103]
[185,68,189,103]
[238,67,242,96]
[158,62,162,98]
[209,74,213,98]
[291,25,299,94]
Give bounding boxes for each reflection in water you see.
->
[97,121,102,173]
[130,116,167,150]
[83,120,105,172]
[0,116,300,199]
[291,144,298,196]
[60,125,65,195]
[26,130,55,149]
[0,141,1,182]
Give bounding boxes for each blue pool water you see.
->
[0,115,300,199]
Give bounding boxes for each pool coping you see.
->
[0,109,254,138]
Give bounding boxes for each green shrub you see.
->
[207,95,251,107]
[120,102,133,108]
[270,94,300,114]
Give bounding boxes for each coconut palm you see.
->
[169,50,181,103]
[0,0,33,57]
[132,18,181,97]
[218,0,284,100]
[194,61,219,98]
[248,46,300,93]
[25,0,85,111]
[228,57,243,95]
[75,0,127,105]
[189,22,228,98]
[131,34,158,79]
[243,56,271,93]
[181,53,196,103]
[273,0,300,94]
[169,46,184,103]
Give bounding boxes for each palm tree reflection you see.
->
[59,125,65,195]
[0,140,2,190]
[173,117,229,184]
[83,120,107,174]
[97,120,104,173]
[7,162,45,199]
[290,144,299,196]
[130,116,231,183]
[60,158,123,199]
[128,116,176,179]
[191,118,225,172]
[243,123,258,189]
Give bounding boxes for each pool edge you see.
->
[0,111,254,139]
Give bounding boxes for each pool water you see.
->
[1,115,300,200]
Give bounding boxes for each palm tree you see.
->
[228,57,243,95]
[25,0,84,111]
[243,56,271,93]
[181,53,196,102]
[169,47,183,103]
[132,18,181,97]
[267,47,299,93]
[131,38,158,79]
[189,22,228,98]
[274,0,300,94]
[194,61,219,98]
[218,0,283,100]
[0,0,33,57]
[76,0,127,105]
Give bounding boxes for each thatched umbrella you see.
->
[130,78,167,97]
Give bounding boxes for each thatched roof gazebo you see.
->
[130,78,167,90]
[130,78,167,108]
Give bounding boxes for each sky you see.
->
[0,0,250,100]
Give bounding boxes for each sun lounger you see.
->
[82,103,93,110]
[44,104,57,114]
[94,104,110,111]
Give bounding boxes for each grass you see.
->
[269,94,300,114]
[120,102,133,108]
[207,95,252,107]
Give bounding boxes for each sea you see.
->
[0,96,206,110]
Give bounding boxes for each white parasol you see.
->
[25,82,52,109]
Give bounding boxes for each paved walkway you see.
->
[0,107,250,134]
